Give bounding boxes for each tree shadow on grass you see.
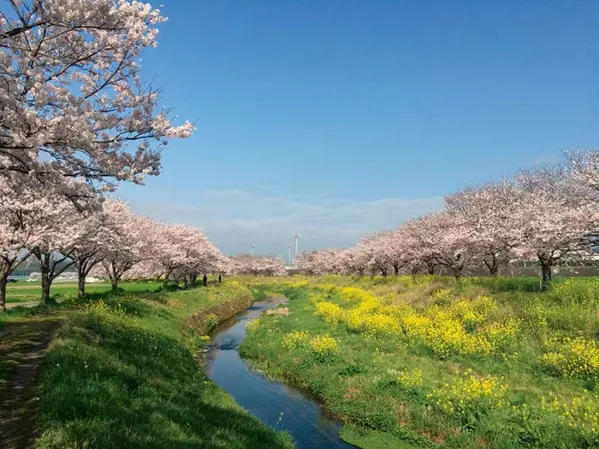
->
[0,319,63,384]
[462,276,542,293]
[0,319,62,449]
[37,312,294,449]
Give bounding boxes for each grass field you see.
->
[1,281,293,449]
[240,275,599,449]
[7,275,599,448]
[1,282,162,394]
[4,281,162,304]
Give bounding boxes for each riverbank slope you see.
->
[240,275,599,449]
[35,282,294,449]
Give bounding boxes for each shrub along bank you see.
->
[240,275,599,449]
[36,282,294,449]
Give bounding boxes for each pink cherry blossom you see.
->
[296,249,342,275]
[0,0,193,194]
[229,254,288,277]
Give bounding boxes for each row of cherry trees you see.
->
[228,254,288,277]
[0,176,232,309]
[0,0,291,310]
[297,151,599,282]
[0,1,212,310]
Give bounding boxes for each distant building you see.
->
[26,272,102,283]
[27,272,41,282]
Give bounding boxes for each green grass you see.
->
[5,281,162,304]
[35,283,294,448]
[0,317,62,391]
[239,275,599,448]
[340,427,421,449]
[0,283,164,366]
[0,281,294,449]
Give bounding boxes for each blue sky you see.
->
[119,0,599,256]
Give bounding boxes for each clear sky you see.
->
[119,0,599,257]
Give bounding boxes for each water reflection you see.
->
[201,298,356,449]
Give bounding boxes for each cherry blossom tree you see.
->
[295,251,317,275]
[392,212,475,279]
[402,216,440,275]
[121,259,163,282]
[26,187,90,304]
[107,218,224,288]
[296,249,342,275]
[0,174,103,305]
[191,239,227,281]
[445,181,520,276]
[336,246,370,276]
[568,150,599,199]
[230,254,287,276]
[97,199,149,291]
[0,0,193,193]
[151,223,190,286]
[359,230,413,276]
[70,208,109,298]
[433,211,479,279]
[510,167,599,282]
[360,234,390,276]
[153,223,224,288]
[0,176,35,309]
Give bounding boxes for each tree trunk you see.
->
[484,255,499,277]
[0,258,17,312]
[0,276,7,312]
[41,269,51,305]
[111,278,119,292]
[77,264,86,298]
[393,265,400,276]
[540,257,553,283]
[78,275,85,298]
[422,258,436,275]
[453,266,463,280]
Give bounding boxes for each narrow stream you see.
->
[201,297,356,449]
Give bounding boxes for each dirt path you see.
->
[5,302,38,310]
[0,320,62,449]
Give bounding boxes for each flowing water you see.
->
[201,297,356,449]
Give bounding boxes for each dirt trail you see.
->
[5,302,38,310]
[0,320,62,449]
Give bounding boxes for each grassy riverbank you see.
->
[240,275,599,448]
[5,282,293,449]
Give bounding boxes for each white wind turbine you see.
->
[294,232,300,262]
